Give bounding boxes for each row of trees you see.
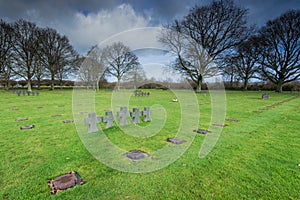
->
[1,0,299,93]
[0,19,79,91]
[78,42,143,91]
[79,0,300,93]
[160,0,300,92]
[0,19,143,91]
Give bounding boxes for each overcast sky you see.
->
[1,0,299,80]
[1,0,299,55]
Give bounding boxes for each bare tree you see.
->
[221,60,240,88]
[227,36,262,90]
[160,0,248,92]
[55,55,79,89]
[78,46,105,90]
[10,19,40,92]
[122,65,146,89]
[39,27,78,90]
[101,42,139,90]
[0,20,14,89]
[258,10,300,93]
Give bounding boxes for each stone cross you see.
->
[131,108,141,124]
[262,93,269,100]
[102,110,115,129]
[84,112,101,133]
[142,107,151,122]
[117,107,130,126]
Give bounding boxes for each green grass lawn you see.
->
[0,89,299,199]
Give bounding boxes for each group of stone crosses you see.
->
[13,90,40,96]
[134,90,150,97]
[84,106,151,133]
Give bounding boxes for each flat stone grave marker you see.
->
[20,125,35,130]
[84,112,101,133]
[102,111,115,129]
[124,150,150,162]
[226,119,239,122]
[117,107,130,126]
[17,118,28,121]
[47,171,85,195]
[142,107,151,122]
[193,129,211,134]
[262,93,269,100]
[130,108,141,124]
[212,123,228,127]
[63,120,74,123]
[52,114,63,117]
[166,138,186,144]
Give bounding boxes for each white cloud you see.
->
[64,4,151,55]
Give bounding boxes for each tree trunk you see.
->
[117,77,121,90]
[51,74,55,90]
[37,78,41,90]
[5,78,10,90]
[96,81,99,91]
[196,79,202,93]
[276,81,283,93]
[230,75,234,88]
[27,80,32,92]
[59,79,63,89]
[242,79,248,91]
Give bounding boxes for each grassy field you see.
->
[0,89,299,199]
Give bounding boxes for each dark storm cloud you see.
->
[235,0,300,26]
[1,0,299,54]
[0,0,120,23]
[128,0,300,25]
[1,0,299,26]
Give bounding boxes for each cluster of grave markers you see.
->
[134,90,150,97]
[13,90,40,96]
[84,106,151,133]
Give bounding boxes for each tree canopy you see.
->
[160,0,248,92]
